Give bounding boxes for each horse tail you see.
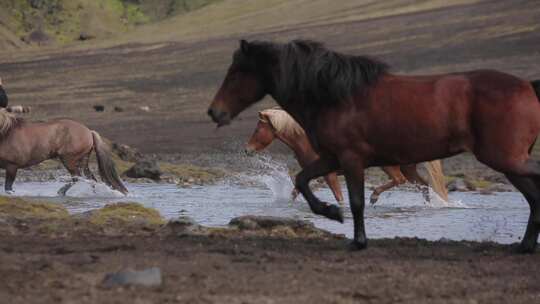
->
[531,80,540,101]
[91,131,128,194]
[423,160,448,202]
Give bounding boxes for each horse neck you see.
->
[274,130,318,166]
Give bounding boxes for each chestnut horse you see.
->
[246,108,448,204]
[0,110,128,195]
[209,39,540,253]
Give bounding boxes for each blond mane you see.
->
[259,108,305,138]
[0,109,22,138]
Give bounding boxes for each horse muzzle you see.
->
[207,107,231,127]
[244,146,256,156]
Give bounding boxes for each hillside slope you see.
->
[0,0,220,52]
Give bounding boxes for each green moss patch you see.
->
[0,196,69,219]
[159,162,225,183]
[466,179,492,189]
[88,202,165,226]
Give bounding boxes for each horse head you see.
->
[208,40,276,127]
[245,111,277,154]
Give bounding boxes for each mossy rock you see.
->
[87,202,165,226]
[159,162,225,183]
[0,196,69,219]
[465,179,492,189]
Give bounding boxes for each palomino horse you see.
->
[209,39,540,253]
[245,108,448,204]
[0,109,128,194]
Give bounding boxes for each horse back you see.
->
[321,70,540,165]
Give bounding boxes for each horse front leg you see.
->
[295,156,343,222]
[341,155,368,250]
[5,165,17,194]
[323,172,344,205]
[370,166,407,204]
[370,180,398,205]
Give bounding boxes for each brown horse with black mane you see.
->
[246,108,448,204]
[209,39,540,253]
[0,110,127,195]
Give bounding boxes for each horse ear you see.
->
[240,40,250,54]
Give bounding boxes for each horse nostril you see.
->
[244,147,255,155]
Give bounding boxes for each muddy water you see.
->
[4,175,528,244]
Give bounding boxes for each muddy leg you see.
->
[5,165,17,193]
[342,157,367,250]
[295,156,343,222]
[505,174,540,253]
[323,172,344,205]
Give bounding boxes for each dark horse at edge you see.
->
[209,39,540,253]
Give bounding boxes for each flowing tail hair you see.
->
[91,131,128,194]
[423,160,448,202]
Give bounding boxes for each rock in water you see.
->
[447,178,470,192]
[229,215,315,230]
[112,143,143,162]
[162,216,202,236]
[124,159,162,181]
[102,267,162,288]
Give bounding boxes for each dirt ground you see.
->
[0,218,538,304]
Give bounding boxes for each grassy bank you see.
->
[0,0,222,50]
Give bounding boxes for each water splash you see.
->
[63,178,126,198]
[4,177,125,198]
[234,153,295,203]
[427,188,469,208]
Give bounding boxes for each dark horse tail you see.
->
[91,131,128,194]
[532,80,540,101]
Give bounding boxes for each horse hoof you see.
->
[348,240,368,251]
[369,194,379,205]
[326,204,344,223]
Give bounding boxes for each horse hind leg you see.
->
[401,164,432,203]
[58,155,84,196]
[81,153,96,181]
[505,174,540,253]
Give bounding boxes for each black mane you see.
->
[272,40,389,105]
